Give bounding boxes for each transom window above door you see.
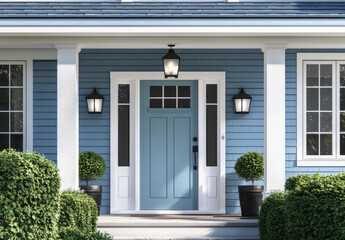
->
[149,85,190,109]
[0,64,24,152]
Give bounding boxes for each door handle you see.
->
[193,146,198,170]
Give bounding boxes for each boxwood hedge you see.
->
[58,227,112,240]
[285,173,345,240]
[0,149,61,239]
[258,192,287,240]
[259,173,345,240]
[58,190,98,233]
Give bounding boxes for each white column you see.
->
[263,45,286,196]
[56,45,80,190]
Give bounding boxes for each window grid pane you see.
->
[340,66,345,155]
[305,64,333,156]
[0,64,24,152]
[149,85,190,109]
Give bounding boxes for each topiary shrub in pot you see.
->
[234,151,264,217]
[79,151,106,215]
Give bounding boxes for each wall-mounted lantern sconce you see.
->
[232,87,252,114]
[85,88,104,114]
[162,44,180,78]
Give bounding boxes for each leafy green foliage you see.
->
[234,152,264,185]
[285,174,315,191]
[58,227,112,240]
[258,192,287,240]
[259,173,345,240]
[0,149,60,239]
[79,151,106,184]
[285,173,345,240]
[58,190,98,233]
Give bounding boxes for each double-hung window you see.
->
[0,63,25,152]
[298,57,345,165]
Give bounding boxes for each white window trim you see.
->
[110,72,226,214]
[297,53,345,166]
[0,49,57,152]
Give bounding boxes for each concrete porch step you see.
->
[97,215,259,240]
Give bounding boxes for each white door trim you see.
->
[110,72,226,214]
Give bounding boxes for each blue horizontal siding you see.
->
[33,60,57,165]
[285,49,345,179]
[79,49,264,215]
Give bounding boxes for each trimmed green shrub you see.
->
[285,174,315,191]
[59,190,98,233]
[79,151,106,185]
[258,192,287,240]
[234,152,264,185]
[0,149,60,239]
[285,173,345,240]
[58,227,112,240]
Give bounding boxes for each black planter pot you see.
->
[238,185,264,217]
[80,185,102,216]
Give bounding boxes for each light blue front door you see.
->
[140,80,198,210]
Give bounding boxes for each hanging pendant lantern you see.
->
[162,44,180,78]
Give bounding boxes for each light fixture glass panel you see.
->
[242,99,251,112]
[163,59,179,76]
[234,99,242,113]
[87,99,95,113]
[94,99,103,113]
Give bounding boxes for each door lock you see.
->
[193,146,198,170]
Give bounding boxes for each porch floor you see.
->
[97,215,259,240]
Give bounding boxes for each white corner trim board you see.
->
[297,53,345,166]
[110,72,226,214]
[0,49,57,153]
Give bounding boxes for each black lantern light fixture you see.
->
[232,87,252,114]
[162,44,180,78]
[85,88,104,114]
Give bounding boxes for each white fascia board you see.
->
[3,26,345,37]
[2,19,345,27]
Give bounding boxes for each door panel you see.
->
[140,80,198,210]
[149,117,168,198]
